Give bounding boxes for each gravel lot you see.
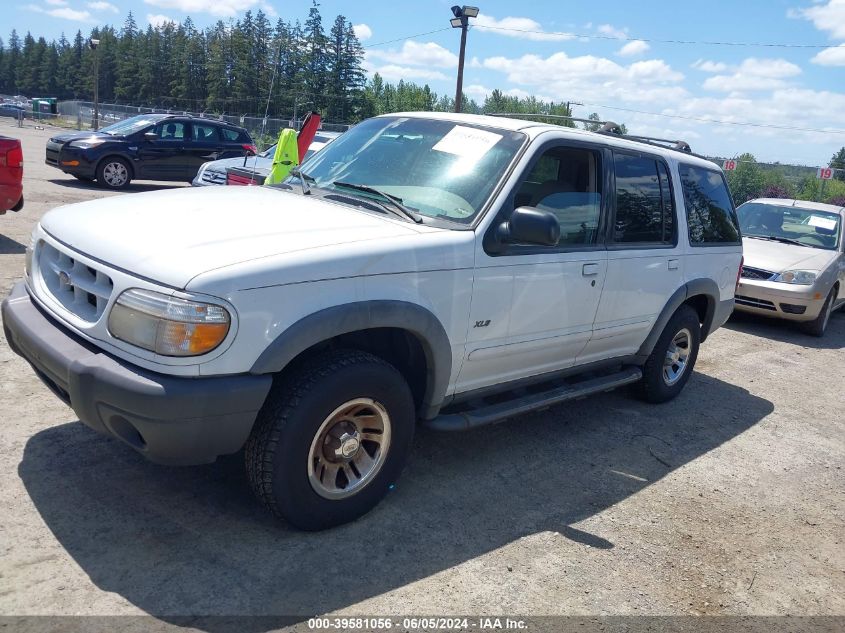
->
[0,123,843,630]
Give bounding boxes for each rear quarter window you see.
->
[679,164,741,246]
[221,127,250,143]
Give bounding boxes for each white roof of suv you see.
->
[385,111,721,170]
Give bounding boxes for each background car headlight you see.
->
[772,270,817,285]
[108,288,231,356]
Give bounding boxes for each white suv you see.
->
[3,112,743,530]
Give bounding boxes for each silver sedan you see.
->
[735,198,845,336]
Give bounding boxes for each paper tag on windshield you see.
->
[433,126,502,161]
[808,215,837,231]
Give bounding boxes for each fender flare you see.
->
[635,279,720,362]
[249,300,452,419]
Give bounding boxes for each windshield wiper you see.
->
[289,168,315,195]
[746,235,809,247]
[331,180,423,224]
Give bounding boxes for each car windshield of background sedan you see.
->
[295,116,526,223]
[737,202,841,251]
[98,114,165,136]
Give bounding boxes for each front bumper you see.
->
[735,278,827,322]
[2,282,272,465]
[45,144,97,178]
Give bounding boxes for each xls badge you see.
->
[474,320,491,328]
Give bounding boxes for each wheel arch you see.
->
[635,278,721,362]
[250,301,452,420]
[96,153,135,180]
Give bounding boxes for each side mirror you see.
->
[497,206,560,246]
[144,132,158,141]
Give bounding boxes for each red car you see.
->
[0,136,23,214]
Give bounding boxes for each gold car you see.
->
[735,198,845,336]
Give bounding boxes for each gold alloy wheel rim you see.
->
[307,398,392,500]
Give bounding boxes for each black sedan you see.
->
[45,114,256,189]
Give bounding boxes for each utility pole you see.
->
[450,6,479,113]
[89,38,100,130]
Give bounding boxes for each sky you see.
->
[3,0,845,166]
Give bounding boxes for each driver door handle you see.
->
[582,263,600,276]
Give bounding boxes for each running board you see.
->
[423,367,643,431]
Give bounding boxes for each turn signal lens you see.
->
[108,288,231,356]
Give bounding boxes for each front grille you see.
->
[36,240,114,322]
[740,266,776,281]
[45,140,63,166]
[735,295,777,311]
[201,169,226,185]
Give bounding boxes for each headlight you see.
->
[108,288,231,356]
[69,138,105,149]
[772,270,817,285]
[24,237,35,278]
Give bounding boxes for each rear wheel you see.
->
[801,287,835,337]
[97,157,131,189]
[245,349,415,531]
[635,304,701,403]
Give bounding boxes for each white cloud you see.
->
[789,0,845,40]
[25,4,92,20]
[811,45,845,65]
[45,0,67,5]
[597,24,628,39]
[618,40,649,57]
[352,23,372,41]
[702,58,802,93]
[367,41,458,69]
[692,59,729,73]
[483,52,683,88]
[147,13,175,27]
[473,14,574,41]
[88,1,118,12]
[143,0,270,18]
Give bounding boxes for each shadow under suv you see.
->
[45,114,256,189]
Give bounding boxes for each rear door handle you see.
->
[668,259,680,271]
[582,263,600,276]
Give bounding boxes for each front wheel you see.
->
[635,304,701,403]
[800,287,835,337]
[97,157,131,189]
[245,350,415,530]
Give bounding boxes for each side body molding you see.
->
[250,300,453,419]
[635,278,721,362]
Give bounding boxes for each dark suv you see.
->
[46,114,256,189]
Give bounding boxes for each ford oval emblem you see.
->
[58,271,71,285]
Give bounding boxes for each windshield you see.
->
[98,114,165,136]
[737,202,842,250]
[291,116,527,223]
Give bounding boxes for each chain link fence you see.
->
[51,100,351,149]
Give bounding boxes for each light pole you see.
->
[450,5,479,113]
[88,38,100,130]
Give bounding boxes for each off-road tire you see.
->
[245,349,415,531]
[635,304,701,403]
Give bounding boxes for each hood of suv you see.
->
[742,236,837,273]
[49,131,118,144]
[40,186,425,289]
[203,155,271,174]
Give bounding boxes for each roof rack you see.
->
[487,112,693,154]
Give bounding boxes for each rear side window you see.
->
[612,152,675,245]
[192,123,220,142]
[221,127,247,142]
[679,164,741,245]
